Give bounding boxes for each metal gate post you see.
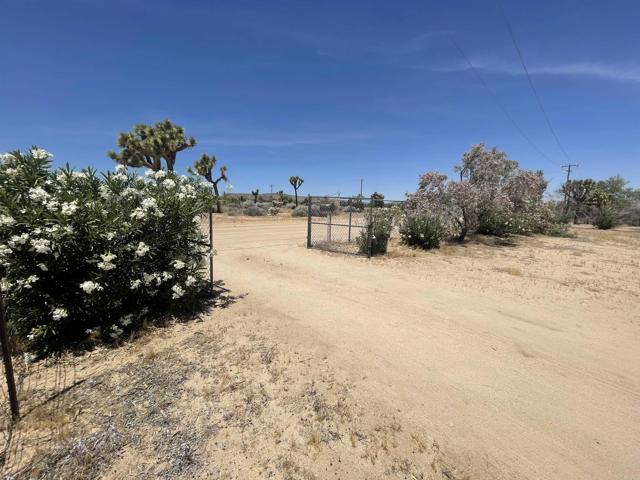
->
[208,206,213,290]
[0,293,19,420]
[306,194,312,248]
[367,198,374,258]
[348,209,352,242]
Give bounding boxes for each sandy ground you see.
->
[2,216,639,479]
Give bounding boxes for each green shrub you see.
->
[543,223,575,238]
[0,148,215,355]
[399,214,448,249]
[477,210,512,236]
[478,208,555,237]
[357,209,394,255]
[593,208,618,230]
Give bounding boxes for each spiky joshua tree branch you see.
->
[108,119,196,172]
[189,153,228,213]
[289,176,304,206]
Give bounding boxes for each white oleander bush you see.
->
[0,147,215,355]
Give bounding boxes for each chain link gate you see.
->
[306,195,401,256]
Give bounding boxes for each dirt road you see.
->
[214,216,640,480]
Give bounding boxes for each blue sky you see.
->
[2,0,639,199]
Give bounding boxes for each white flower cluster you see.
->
[171,284,185,299]
[0,214,15,226]
[1,148,215,351]
[145,169,166,180]
[28,186,50,202]
[135,242,150,257]
[80,281,103,294]
[131,196,164,220]
[52,307,68,321]
[1,153,16,163]
[98,252,117,271]
[30,238,52,254]
[61,201,78,216]
[31,148,52,160]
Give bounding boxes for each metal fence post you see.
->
[348,208,352,242]
[208,206,213,290]
[306,194,312,248]
[367,197,374,258]
[327,212,332,242]
[0,293,19,420]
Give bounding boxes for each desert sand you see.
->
[3,216,639,479]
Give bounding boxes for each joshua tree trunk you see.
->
[294,188,298,206]
[212,181,222,213]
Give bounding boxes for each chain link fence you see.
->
[306,196,403,256]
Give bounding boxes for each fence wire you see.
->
[307,196,402,256]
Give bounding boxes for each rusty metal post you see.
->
[306,195,312,248]
[208,207,213,290]
[367,197,374,258]
[0,293,19,420]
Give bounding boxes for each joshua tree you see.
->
[108,119,196,171]
[251,189,259,204]
[189,153,228,213]
[289,176,304,206]
[371,192,385,208]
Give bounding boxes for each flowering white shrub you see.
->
[406,144,554,241]
[0,147,215,354]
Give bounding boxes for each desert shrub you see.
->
[285,202,296,209]
[357,209,394,255]
[620,201,640,226]
[407,144,548,241]
[291,206,308,217]
[257,202,272,210]
[593,208,617,229]
[399,214,448,249]
[477,210,512,236]
[543,223,575,238]
[478,209,548,236]
[226,207,242,216]
[319,204,335,215]
[0,148,215,355]
[267,206,280,216]
[244,205,267,216]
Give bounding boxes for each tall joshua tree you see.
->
[251,189,260,204]
[189,153,228,213]
[289,176,304,206]
[108,119,196,171]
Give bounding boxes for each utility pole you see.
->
[359,178,364,197]
[561,163,579,207]
[269,184,273,197]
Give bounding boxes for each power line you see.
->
[496,1,573,164]
[447,34,557,166]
